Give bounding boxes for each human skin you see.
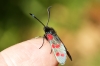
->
[0,38,58,66]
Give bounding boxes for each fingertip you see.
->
[29,38,58,66]
[1,38,58,66]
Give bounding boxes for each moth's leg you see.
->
[39,37,45,49]
[35,36,44,49]
[50,48,52,54]
[39,35,46,49]
[39,34,52,54]
[35,36,42,39]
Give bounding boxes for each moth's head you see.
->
[44,26,56,34]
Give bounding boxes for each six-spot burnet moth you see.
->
[29,6,72,65]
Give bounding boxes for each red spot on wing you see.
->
[47,34,53,40]
[52,44,55,48]
[52,44,60,48]
[55,44,60,48]
[56,52,60,56]
[61,53,65,57]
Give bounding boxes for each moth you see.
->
[30,6,72,65]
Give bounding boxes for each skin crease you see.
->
[0,38,58,66]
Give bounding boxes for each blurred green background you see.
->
[0,0,100,66]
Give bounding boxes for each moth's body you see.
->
[30,6,72,65]
[44,26,72,65]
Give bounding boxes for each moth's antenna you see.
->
[46,6,52,26]
[29,13,45,27]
